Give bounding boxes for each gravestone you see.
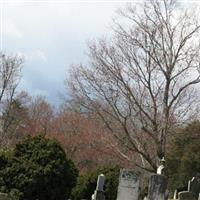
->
[173,189,178,199]
[188,177,200,199]
[91,174,105,200]
[96,174,105,192]
[147,174,167,200]
[178,191,196,200]
[0,193,11,200]
[116,169,139,200]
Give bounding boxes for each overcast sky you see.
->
[1,0,127,107]
[0,0,196,107]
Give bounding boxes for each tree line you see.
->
[0,122,199,200]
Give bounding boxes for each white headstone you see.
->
[173,189,178,199]
[117,169,139,200]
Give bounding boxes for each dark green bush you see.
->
[0,135,78,200]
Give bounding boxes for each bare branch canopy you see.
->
[67,0,200,172]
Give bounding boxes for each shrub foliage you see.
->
[0,135,78,200]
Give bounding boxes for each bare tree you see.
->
[0,53,23,147]
[27,96,54,136]
[67,0,200,172]
[1,91,30,146]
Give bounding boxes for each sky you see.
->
[1,0,127,107]
[0,0,197,107]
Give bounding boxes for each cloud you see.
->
[16,50,47,62]
[29,50,47,62]
[32,89,50,97]
[4,2,126,107]
[4,20,23,39]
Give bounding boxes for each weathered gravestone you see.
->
[0,193,11,200]
[91,174,105,200]
[177,177,200,200]
[178,191,196,200]
[147,174,167,200]
[188,177,200,199]
[116,169,139,200]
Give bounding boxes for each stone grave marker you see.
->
[147,174,167,200]
[96,174,105,192]
[0,193,11,200]
[178,191,196,200]
[188,177,200,199]
[173,189,178,199]
[91,174,105,200]
[116,169,139,200]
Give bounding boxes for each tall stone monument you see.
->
[147,174,167,200]
[91,174,105,200]
[116,169,139,200]
[148,158,167,200]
